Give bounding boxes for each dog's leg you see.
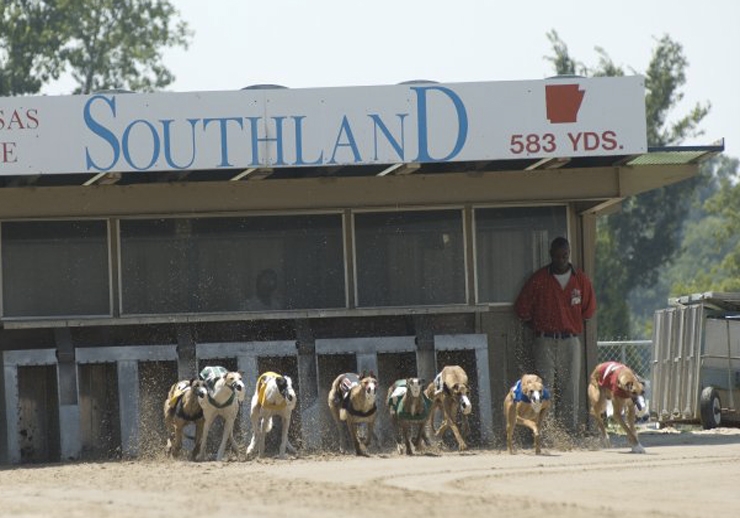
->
[614,399,645,453]
[365,418,377,452]
[167,417,181,458]
[411,420,423,452]
[626,404,645,453]
[190,420,204,461]
[258,416,272,457]
[534,405,548,455]
[216,414,235,461]
[349,420,369,457]
[429,399,445,436]
[281,411,296,455]
[246,405,260,458]
[402,421,414,455]
[227,421,242,461]
[391,415,404,454]
[588,383,610,448]
[515,416,541,454]
[196,416,212,462]
[446,405,467,451]
[329,404,348,454]
[505,399,516,454]
[278,411,292,458]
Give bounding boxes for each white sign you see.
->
[0,76,646,176]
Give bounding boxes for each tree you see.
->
[697,156,740,292]
[630,156,740,334]
[545,30,710,338]
[0,0,190,96]
[0,1,67,96]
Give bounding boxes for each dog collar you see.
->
[207,384,236,409]
[345,403,377,418]
[511,379,551,403]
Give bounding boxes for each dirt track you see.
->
[1,427,738,518]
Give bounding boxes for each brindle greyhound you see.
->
[164,378,207,460]
[387,377,432,455]
[328,371,378,456]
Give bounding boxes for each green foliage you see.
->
[545,31,710,339]
[0,1,67,96]
[0,0,191,96]
[700,157,740,292]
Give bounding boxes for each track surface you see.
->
[1,428,737,518]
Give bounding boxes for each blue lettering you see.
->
[328,116,361,164]
[411,86,468,162]
[122,120,159,171]
[245,117,262,166]
[369,113,408,161]
[84,95,120,172]
[268,116,286,166]
[161,119,198,169]
[292,116,323,165]
[203,117,244,167]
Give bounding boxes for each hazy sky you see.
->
[46,0,740,158]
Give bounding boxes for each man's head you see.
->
[549,237,571,274]
[255,268,278,298]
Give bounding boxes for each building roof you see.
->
[1,142,724,189]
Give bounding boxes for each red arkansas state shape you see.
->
[545,84,585,123]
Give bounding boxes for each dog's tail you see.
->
[264,416,274,434]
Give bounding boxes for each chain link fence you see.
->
[597,340,652,380]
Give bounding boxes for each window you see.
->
[475,206,567,303]
[119,214,345,314]
[354,210,465,307]
[2,220,110,317]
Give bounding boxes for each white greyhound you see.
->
[195,366,246,462]
[246,371,298,459]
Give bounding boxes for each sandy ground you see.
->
[1,426,739,518]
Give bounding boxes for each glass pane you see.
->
[2,220,109,317]
[120,214,345,314]
[355,210,465,306]
[475,206,567,303]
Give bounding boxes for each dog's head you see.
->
[616,368,646,411]
[275,375,297,409]
[520,374,546,413]
[358,371,378,401]
[405,377,424,398]
[224,371,246,402]
[191,379,208,400]
[446,382,472,415]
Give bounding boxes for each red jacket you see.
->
[514,264,596,335]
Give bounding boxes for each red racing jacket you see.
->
[595,361,632,398]
[514,264,596,335]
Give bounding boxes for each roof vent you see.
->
[241,84,289,90]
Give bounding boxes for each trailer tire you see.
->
[700,387,721,429]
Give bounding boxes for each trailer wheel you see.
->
[700,387,721,429]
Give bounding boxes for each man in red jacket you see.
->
[514,236,596,433]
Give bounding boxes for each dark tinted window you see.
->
[2,220,109,317]
[354,210,465,306]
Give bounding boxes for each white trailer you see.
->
[652,292,740,428]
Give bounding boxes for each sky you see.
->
[46,0,740,158]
